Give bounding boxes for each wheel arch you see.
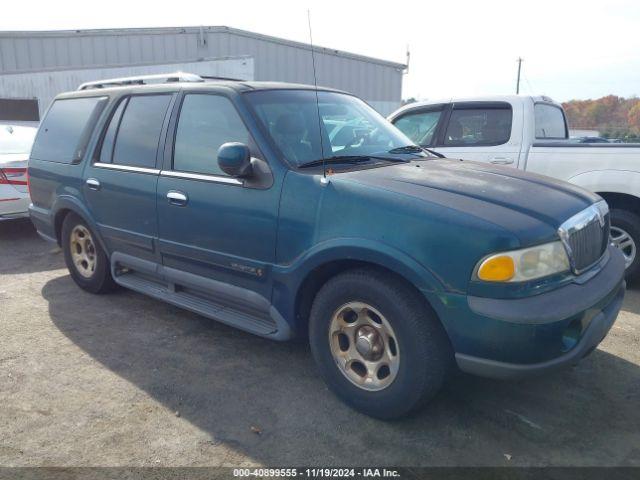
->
[596,191,640,215]
[51,196,108,253]
[280,241,446,339]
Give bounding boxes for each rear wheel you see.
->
[309,268,452,419]
[610,209,640,281]
[61,213,116,294]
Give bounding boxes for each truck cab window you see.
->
[443,106,512,146]
[393,109,443,146]
[535,104,567,139]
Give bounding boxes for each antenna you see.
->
[516,57,523,94]
[307,9,327,180]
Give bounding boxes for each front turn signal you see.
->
[477,255,516,282]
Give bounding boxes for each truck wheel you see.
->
[308,268,452,419]
[61,213,116,294]
[610,209,640,281]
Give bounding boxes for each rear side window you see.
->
[98,99,127,164]
[393,108,443,146]
[443,104,512,146]
[173,94,250,176]
[110,95,172,168]
[31,97,106,163]
[535,104,567,139]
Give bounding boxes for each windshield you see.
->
[245,90,417,166]
[0,125,37,154]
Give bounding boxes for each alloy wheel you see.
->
[328,301,400,391]
[610,226,636,268]
[69,225,97,278]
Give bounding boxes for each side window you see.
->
[31,96,107,163]
[393,109,443,146]
[173,94,250,176]
[111,95,172,168]
[98,99,127,164]
[535,104,567,139]
[443,105,512,146]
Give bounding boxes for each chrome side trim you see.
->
[93,162,160,175]
[160,170,243,185]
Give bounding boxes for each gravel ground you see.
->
[0,218,638,467]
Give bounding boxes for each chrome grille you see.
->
[558,202,609,274]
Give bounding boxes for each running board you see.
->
[110,252,292,340]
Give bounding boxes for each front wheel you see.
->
[610,209,640,281]
[308,269,452,419]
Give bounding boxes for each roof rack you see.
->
[77,72,205,90]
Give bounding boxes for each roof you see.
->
[389,94,561,118]
[58,78,349,99]
[0,25,406,70]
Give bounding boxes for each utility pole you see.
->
[516,57,523,94]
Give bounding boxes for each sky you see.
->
[1,0,638,102]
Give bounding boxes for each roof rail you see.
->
[77,72,204,90]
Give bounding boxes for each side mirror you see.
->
[217,142,252,178]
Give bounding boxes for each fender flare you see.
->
[271,238,446,328]
[283,238,444,292]
[568,170,640,198]
[51,195,109,254]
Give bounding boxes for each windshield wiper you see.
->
[298,155,409,169]
[388,145,445,158]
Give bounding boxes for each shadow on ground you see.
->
[0,219,62,275]
[42,274,640,466]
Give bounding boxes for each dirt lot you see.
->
[0,218,639,467]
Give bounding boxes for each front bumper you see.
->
[434,246,626,379]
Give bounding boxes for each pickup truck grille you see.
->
[559,203,610,274]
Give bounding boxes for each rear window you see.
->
[535,104,567,139]
[110,95,172,168]
[31,97,106,163]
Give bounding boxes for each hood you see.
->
[337,159,598,240]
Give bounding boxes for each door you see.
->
[156,92,280,299]
[433,101,523,167]
[84,93,174,262]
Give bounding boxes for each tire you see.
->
[610,209,640,282]
[61,212,116,294]
[308,268,452,419]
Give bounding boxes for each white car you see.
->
[0,125,37,220]
[389,96,640,279]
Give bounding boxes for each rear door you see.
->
[84,93,175,262]
[431,101,523,167]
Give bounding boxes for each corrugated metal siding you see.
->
[0,26,404,111]
[0,57,254,118]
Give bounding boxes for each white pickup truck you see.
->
[389,95,640,279]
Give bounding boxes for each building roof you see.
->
[0,25,406,70]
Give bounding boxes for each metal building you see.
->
[0,26,406,124]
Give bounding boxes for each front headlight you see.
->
[475,241,570,282]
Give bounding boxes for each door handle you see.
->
[86,178,101,190]
[167,190,188,206]
[490,157,514,165]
